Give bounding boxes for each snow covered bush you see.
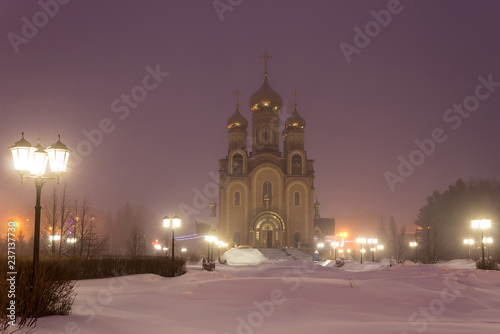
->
[0,258,75,329]
[476,259,499,270]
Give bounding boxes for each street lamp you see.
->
[472,219,491,267]
[367,238,378,262]
[375,244,384,262]
[163,213,181,274]
[356,238,366,263]
[463,238,474,261]
[409,241,418,263]
[49,234,61,242]
[9,133,71,283]
[205,235,217,262]
[483,237,493,259]
[331,241,339,260]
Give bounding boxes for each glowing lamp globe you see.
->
[46,135,72,178]
[163,215,170,228]
[172,214,181,229]
[9,132,34,175]
[30,141,49,177]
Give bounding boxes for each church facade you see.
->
[217,54,320,248]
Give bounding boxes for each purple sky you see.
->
[1,0,500,236]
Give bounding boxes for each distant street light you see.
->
[205,235,217,262]
[472,219,491,267]
[356,238,366,263]
[368,238,378,262]
[463,238,474,261]
[483,237,493,259]
[163,214,181,274]
[9,133,71,283]
[49,234,61,242]
[331,241,339,260]
[409,241,418,263]
[376,244,384,262]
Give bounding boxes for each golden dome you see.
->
[285,105,306,129]
[249,76,283,112]
[227,105,248,130]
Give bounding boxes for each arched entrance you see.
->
[250,211,285,248]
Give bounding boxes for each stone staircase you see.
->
[258,248,311,261]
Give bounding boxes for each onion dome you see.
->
[285,104,306,129]
[227,105,248,130]
[249,76,283,112]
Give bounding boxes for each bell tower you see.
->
[249,51,283,157]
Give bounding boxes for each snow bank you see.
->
[221,248,269,265]
[20,259,500,334]
[339,261,389,272]
[436,259,476,270]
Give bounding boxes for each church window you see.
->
[263,127,269,144]
[273,127,279,145]
[234,192,240,206]
[292,154,302,175]
[294,192,300,206]
[263,181,272,206]
[232,153,243,175]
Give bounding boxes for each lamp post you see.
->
[356,238,366,263]
[463,238,474,261]
[409,241,418,263]
[163,214,181,274]
[483,237,493,260]
[367,238,378,262]
[331,241,339,260]
[376,244,384,262]
[9,133,71,284]
[205,235,217,262]
[472,219,491,267]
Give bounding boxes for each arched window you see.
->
[263,127,269,144]
[291,154,302,175]
[232,153,243,175]
[263,181,272,206]
[294,192,300,206]
[234,192,240,206]
[273,127,279,145]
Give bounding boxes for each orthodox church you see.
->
[214,52,334,248]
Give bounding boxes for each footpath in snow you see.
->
[7,255,500,334]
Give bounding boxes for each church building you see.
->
[217,52,332,248]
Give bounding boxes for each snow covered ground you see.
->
[7,253,500,334]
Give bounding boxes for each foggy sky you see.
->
[1,0,500,237]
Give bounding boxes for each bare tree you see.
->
[58,184,72,255]
[72,197,108,258]
[388,216,407,262]
[126,224,146,257]
[43,187,60,256]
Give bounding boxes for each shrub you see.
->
[186,251,202,264]
[0,258,75,330]
[0,256,186,330]
[476,259,499,270]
